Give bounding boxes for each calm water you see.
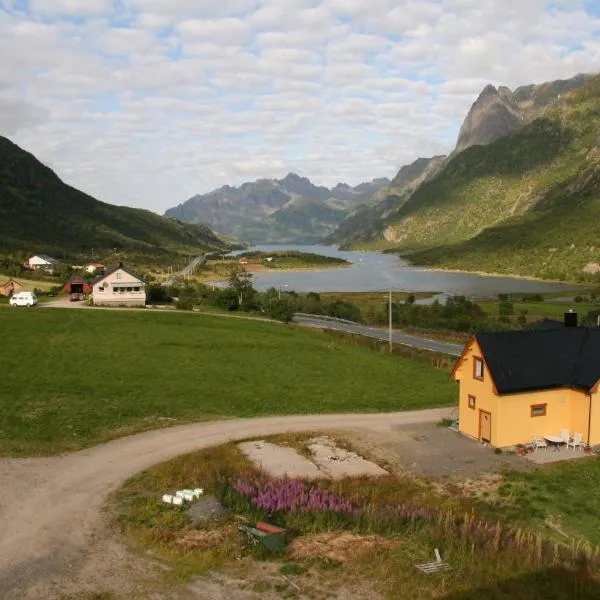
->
[227,244,577,298]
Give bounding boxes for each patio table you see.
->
[544,435,564,451]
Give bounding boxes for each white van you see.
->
[9,291,38,307]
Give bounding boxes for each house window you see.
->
[530,403,547,417]
[473,357,484,380]
[116,273,122,280]
[468,395,476,409]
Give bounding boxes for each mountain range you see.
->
[337,73,600,281]
[164,173,390,244]
[0,135,229,262]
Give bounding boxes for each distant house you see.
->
[92,263,146,307]
[62,276,92,296]
[28,255,58,272]
[452,312,600,448]
[239,257,249,265]
[85,263,105,274]
[0,278,24,297]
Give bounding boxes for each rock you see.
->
[583,262,600,275]
[188,496,225,524]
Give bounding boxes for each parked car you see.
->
[69,293,85,302]
[9,291,38,307]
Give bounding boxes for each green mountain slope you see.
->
[388,76,600,281]
[330,74,592,252]
[0,135,228,260]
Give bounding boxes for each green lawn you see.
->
[0,309,455,456]
[480,458,600,546]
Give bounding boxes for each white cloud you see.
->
[0,0,598,214]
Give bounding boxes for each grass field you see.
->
[479,458,600,547]
[477,300,598,320]
[318,291,437,311]
[0,309,455,456]
[0,275,58,291]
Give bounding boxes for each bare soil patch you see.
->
[289,532,397,563]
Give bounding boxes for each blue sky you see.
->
[0,0,599,213]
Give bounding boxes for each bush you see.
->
[266,298,295,323]
[147,283,172,304]
[175,297,194,311]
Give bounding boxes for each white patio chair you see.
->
[560,429,570,445]
[567,432,583,452]
[533,436,547,451]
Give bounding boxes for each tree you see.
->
[227,265,255,306]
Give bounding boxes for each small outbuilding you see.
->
[0,278,24,297]
[85,263,105,274]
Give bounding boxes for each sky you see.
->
[0,1,599,214]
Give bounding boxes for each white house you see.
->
[28,254,58,272]
[92,263,146,307]
[85,263,105,274]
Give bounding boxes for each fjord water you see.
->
[235,244,576,296]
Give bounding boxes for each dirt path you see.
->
[0,409,451,599]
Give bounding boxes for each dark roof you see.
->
[474,328,600,394]
[37,254,57,263]
[93,263,143,285]
[535,318,565,331]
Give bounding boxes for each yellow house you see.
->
[452,322,600,448]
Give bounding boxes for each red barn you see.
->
[239,257,249,265]
[62,276,91,296]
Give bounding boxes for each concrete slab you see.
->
[237,440,322,479]
[525,446,593,464]
[307,436,388,479]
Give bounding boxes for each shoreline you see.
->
[195,262,351,283]
[418,266,583,287]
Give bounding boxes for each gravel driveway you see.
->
[0,408,451,599]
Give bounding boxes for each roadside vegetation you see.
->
[0,309,455,456]
[117,439,600,599]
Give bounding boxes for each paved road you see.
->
[293,314,464,356]
[0,408,452,599]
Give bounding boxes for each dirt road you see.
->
[0,408,451,599]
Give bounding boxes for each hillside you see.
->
[325,156,446,246]
[330,73,593,251]
[164,173,390,244]
[387,75,600,281]
[0,135,228,261]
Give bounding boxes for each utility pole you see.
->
[388,287,393,353]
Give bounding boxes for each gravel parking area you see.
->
[346,423,532,481]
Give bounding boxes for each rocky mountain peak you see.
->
[454,73,595,156]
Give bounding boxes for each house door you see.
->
[479,410,492,443]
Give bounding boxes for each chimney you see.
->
[117,261,123,269]
[564,310,578,328]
